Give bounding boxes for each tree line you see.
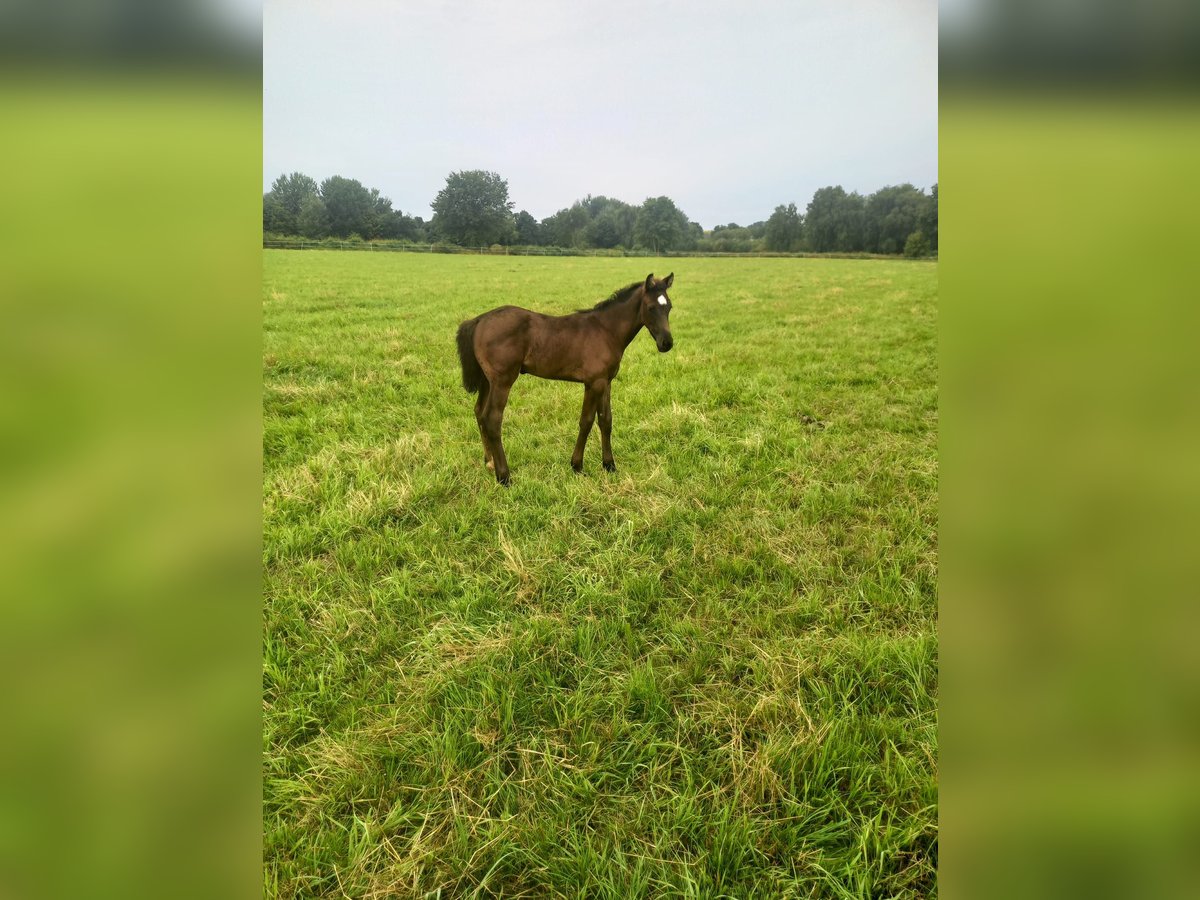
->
[264,170,937,257]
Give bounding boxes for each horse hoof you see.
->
[571,461,583,473]
[497,472,511,487]
[603,460,616,472]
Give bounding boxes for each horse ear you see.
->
[644,273,656,292]
[663,273,674,290]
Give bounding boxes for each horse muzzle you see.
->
[657,336,674,353]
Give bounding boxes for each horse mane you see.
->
[580,281,642,313]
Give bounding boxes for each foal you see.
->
[456,272,675,485]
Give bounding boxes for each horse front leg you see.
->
[597,381,615,472]
[570,382,601,473]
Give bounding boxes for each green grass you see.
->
[263,251,938,898]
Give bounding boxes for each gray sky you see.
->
[264,0,937,228]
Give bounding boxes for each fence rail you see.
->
[262,238,930,261]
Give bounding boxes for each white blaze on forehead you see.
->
[657,295,668,306]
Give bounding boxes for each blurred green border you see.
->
[4,61,1200,900]
[941,88,1200,900]
[0,69,263,900]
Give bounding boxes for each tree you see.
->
[864,184,929,254]
[904,230,930,257]
[606,202,639,249]
[541,202,591,247]
[262,171,427,241]
[263,193,290,234]
[634,196,689,252]
[364,188,395,239]
[298,195,329,238]
[580,196,638,249]
[922,183,938,252]
[582,194,617,219]
[360,188,421,241]
[586,212,622,249]
[701,224,756,253]
[408,217,428,243]
[804,186,866,252]
[264,172,318,234]
[765,203,803,251]
[514,210,542,245]
[431,170,515,246]
[319,176,374,238]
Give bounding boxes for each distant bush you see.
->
[904,230,931,258]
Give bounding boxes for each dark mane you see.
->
[579,282,642,313]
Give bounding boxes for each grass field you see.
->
[263,250,938,898]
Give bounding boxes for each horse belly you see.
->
[521,356,585,382]
[521,325,592,382]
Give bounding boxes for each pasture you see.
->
[263,251,938,898]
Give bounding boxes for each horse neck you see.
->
[596,291,644,349]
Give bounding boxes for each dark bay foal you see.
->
[456,272,675,485]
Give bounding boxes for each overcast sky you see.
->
[264,0,937,228]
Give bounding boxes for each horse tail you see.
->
[456,317,485,393]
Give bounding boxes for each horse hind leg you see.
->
[474,380,494,470]
[482,377,515,486]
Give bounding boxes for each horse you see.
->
[455,272,675,485]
